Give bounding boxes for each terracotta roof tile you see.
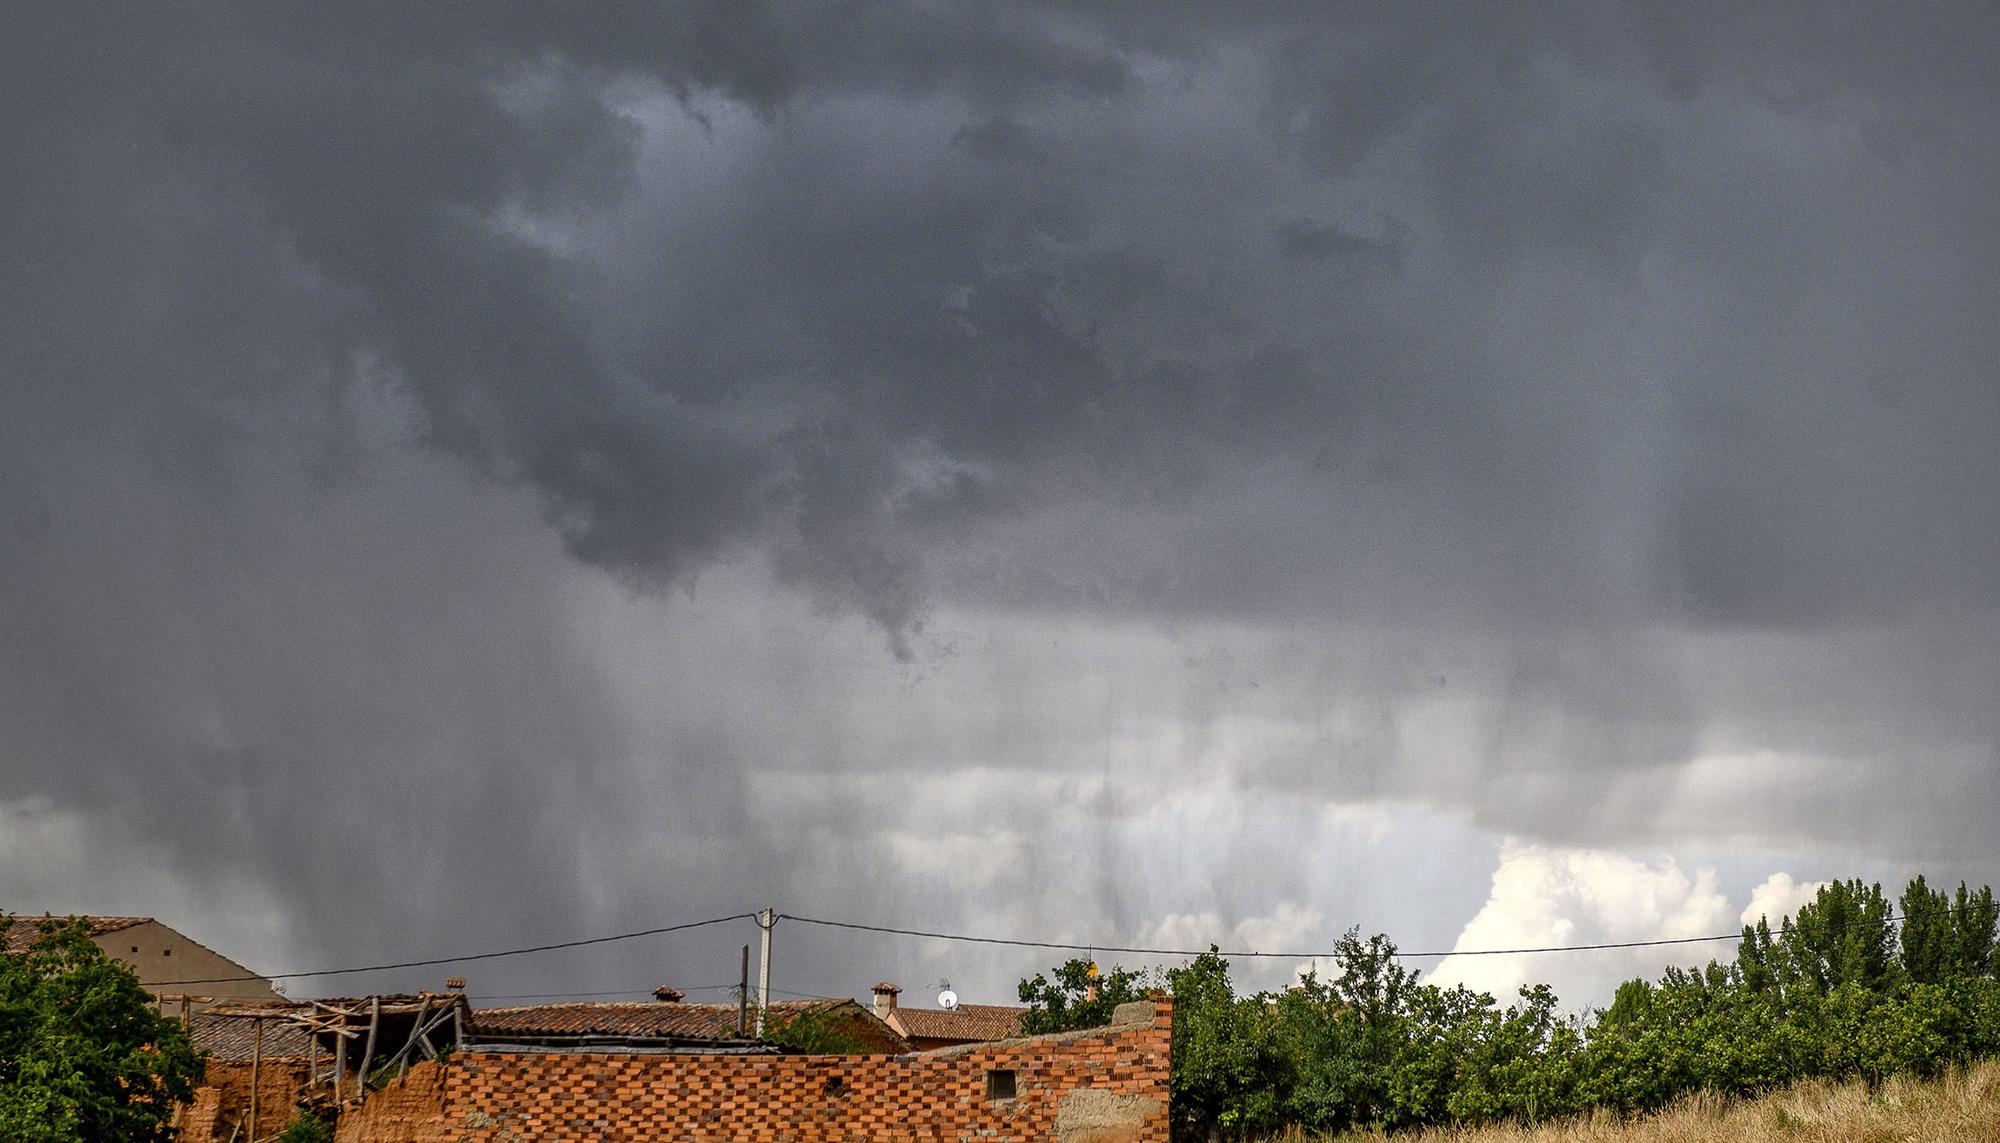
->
[2,915,151,955]
[886,1004,1025,1044]
[187,1011,316,1060]
[468,997,909,1052]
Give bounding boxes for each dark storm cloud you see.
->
[5,2,2000,995]
[15,1,1993,643]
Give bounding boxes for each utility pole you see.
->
[756,907,775,1037]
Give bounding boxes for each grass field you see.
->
[1281,1059,2000,1143]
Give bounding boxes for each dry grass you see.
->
[1266,1060,2000,1143]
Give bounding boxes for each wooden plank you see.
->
[333,1020,347,1100]
[411,999,460,1061]
[387,995,433,1076]
[356,995,380,1101]
[249,1020,261,1142]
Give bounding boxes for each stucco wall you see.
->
[107,920,282,1006]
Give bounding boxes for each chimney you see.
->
[653,986,684,1003]
[871,981,901,1019]
[444,978,466,993]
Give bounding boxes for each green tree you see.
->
[1381,980,1489,1127]
[1445,984,1579,1125]
[1013,874,2000,1138]
[1164,950,1285,1139]
[1950,882,1998,978]
[1599,977,1656,1031]
[0,914,204,1142]
[1900,875,1960,986]
[1781,879,1896,994]
[1274,929,1417,1131]
[1017,958,1150,1034]
[1735,918,1780,993]
[1895,877,1999,986]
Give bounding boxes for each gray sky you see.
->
[2,2,1997,1009]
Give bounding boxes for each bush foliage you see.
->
[1018,875,2000,1139]
[764,1004,876,1054]
[276,1108,335,1143]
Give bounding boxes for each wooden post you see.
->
[309,1030,320,1089]
[249,1019,262,1141]
[334,1015,347,1100]
[358,996,380,1099]
[388,996,432,1078]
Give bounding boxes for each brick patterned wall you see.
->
[337,998,1171,1143]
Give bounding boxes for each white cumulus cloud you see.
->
[1426,841,1733,1005]
[1138,901,1324,971]
[1740,872,1828,928]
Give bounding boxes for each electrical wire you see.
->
[782,912,1733,959]
[780,903,1996,961]
[122,893,1997,993]
[470,982,742,1002]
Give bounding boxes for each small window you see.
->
[985,1070,1017,1102]
[131,946,140,953]
[162,948,172,956]
[823,1076,847,1098]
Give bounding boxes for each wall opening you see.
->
[985,1069,1017,1101]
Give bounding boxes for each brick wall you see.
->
[337,998,1171,1143]
[176,1057,314,1142]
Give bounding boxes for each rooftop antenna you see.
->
[935,977,958,1011]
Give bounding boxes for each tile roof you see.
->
[187,1010,317,1060]
[468,997,911,1053]
[886,1003,1026,1044]
[3,915,151,955]
[470,997,839,1041]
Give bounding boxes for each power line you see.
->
[142,912,756,987]
[779,905,1994,962]
[765,985,839,999]
[470,980,848,1000]
[471,982,742,1003]
[471,989,657,1002]
[468,983,841,1003]
[123,892,1997,992]
[783,912,1733,959]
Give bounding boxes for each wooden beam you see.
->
[411,1000,460,1061]
[333,1020,347,1100]
[386,995,433,1077]
[355,995,380,1101]
[249,1020,261,1142]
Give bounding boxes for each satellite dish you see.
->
[937,989,959,1011]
